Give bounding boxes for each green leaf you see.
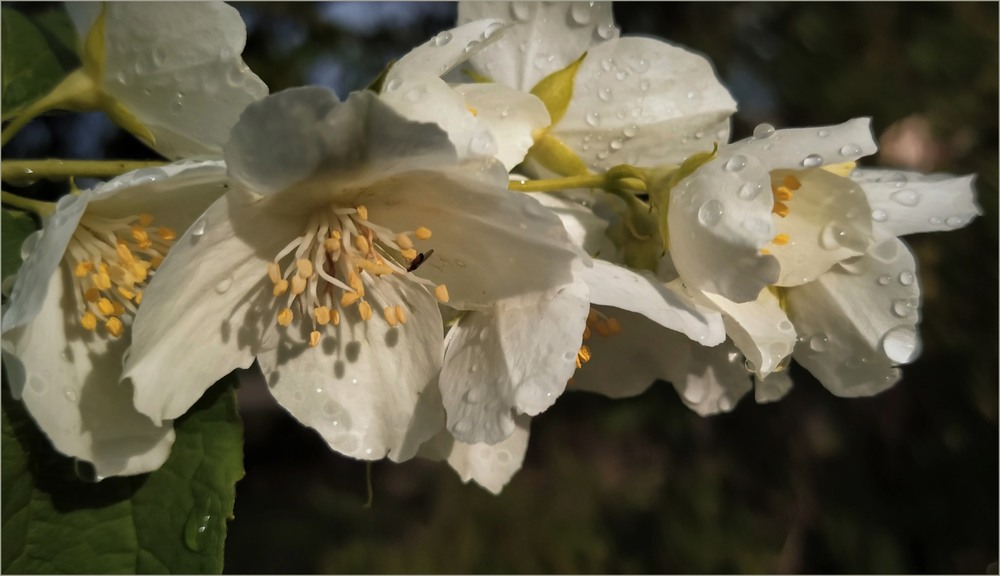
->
[1,209,38,281]
[2,374,244,574]
[2,7,80,120]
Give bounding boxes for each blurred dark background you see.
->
[6,2,998,573]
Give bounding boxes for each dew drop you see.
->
[723,155,747,172]
[183,502,215,552]
[169,94,184,115]
[469,132,498,157]
[597,151,610,160]
[928,216,943,225]
[600,58,614,72]
[877,275,891,286]
[533,54,555,70]
[891,298,914,318]
[694,130,705,139]
[737,182,763,201]
[483,21,505,39]
[384,78,402,92]
[881,326,920,364]
[801,153,824,168]
[598,87,613,102]
[510,1,533,21]
[819,222,848,250]
[404,85,428,103]
[627,56,650,74]
[63,387,78,403]
[214,275,234,294]
[817,129,830,138]
[609,138,623,151]
[596,22,616,39]
[697,200,725,227]
[945,215,964,227]
[28,376,46,394]
[73,459,102,483]
[570,2,593,25]
[623,125,638,138]
[190,216,208,237]
[839,144,862,157]
[432,31,452,46]
[585,111,601,127]
[897,271,914,286]
[871,208,888,222]
[778,320,793,332]
[808,333,829,352]
[615,71,626,81]
[753,123,775,139]
[890,189,920,207]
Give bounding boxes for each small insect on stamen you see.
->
[407,248,435,272]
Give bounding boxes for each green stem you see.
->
[2,159,169,184]
[508,173,607,193]
[1,191,55,217]
[1,69,101,147]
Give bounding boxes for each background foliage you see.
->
[4,2,997,574]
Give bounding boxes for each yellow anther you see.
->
[324,237,341,253]
[357,260,393,276]
[84,288,101,302]
[395,305,407,325]
[267,262,282,284]
[309,330,321,347]
[273,278,289,296]
[355,235,370,255]
[822,161,856,177]
[782,174,802,190]
[434,284,450,303]
[138,213,154,226]
[277,308,294,326]
[583,325,592,340]
[341,291,361,307]
[594,321,612,337]
[772,233,790,246]
[134,291,142,305]
[383,305,399,327]
[401,248,417,261]
[606,317,622,335]
[466,104,479,116]
[331,229,342,240]
[760,248,771,255]
[772,201,790,218]
[331,308,341,326]
[131,226,151,249]
[348,270,365,297]
[118,286,135,301]
[356,205,368,221]
[415,226,432,240]
[151,255,164,268]
[81,312,98,331]
[314,306,331,325]
[92,272,112,291]
[112,302,125,316]
[290,275,307,295]
[130,263,149,283]
[116,242,135,263]
[575,345,592,369]
[395,233,413,250]
[158,226,176,241]
[358,300,373,321]
[296,258,314,278]
[105,317,124,338]
[97,298,115,316]
[74,261,93,277]
[773,186,794,202]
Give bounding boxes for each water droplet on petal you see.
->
[877,275,891,286]
[469,132,498,157]
[214,275,234,294]
[801,153,824,168]
[483,21,505,39]
[898,271,914,286]
[753,123,775,139]
[945,215,964,227]
[817,129,830,138]
[623,125,638,138]
[20,231,41,260]
[882,326,921,363]
[723,155,747,172]
[598,87,613,102]
[839,144,862,156]
[871,208,888,222]
[609,139,623,151]
[404,85,427,103]
[697,200,725,227]
[384,78,402,92]
[890,189,920,207]
[737,182,763,200]
[432,31,452,46]
[928,216,943,225]
[570,2,593,25]
[585,111,601,127]
[820,222,848,250]
[891,298,914,318]
[63,387,78,403]
[596,22,616,39]
[808,333,829,352]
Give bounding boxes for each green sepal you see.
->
[367,59,397,94]
[529,52,586,126]
[647,144,719,252]
[526,132,590,177]
[462,66,493,84]
[81,4,106,80]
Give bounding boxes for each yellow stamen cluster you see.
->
[568,307,623,386]
[266,204,449,347]
[763,174,802,254]
[67,212,174,338]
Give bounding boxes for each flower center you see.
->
[760,173,801,255]
[65,212,175,337]
[265,203,449,347]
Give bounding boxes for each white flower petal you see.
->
[669,155,780,303]
[455,83,550,170]
[771,168,873,286]
[366,170,579,309]
[420,414,531,495]
[728,118,878,172]
[2,268,173,477]
[754,371,794,404]
[259,275,445,462]
[440,280,589,444]
[390,19,509,81]
[787,237,919,397]
[225,88,458,199]
[570,308,751,415]
[125,195,300,423]
[554,37,736,171]
[580,259,725,345]
[851,169,980,239]
[529,192,618,259]
[461,1,618,91]
[69,2,268,159]
[701,289,797,380]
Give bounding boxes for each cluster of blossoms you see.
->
[1,2,979,494]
